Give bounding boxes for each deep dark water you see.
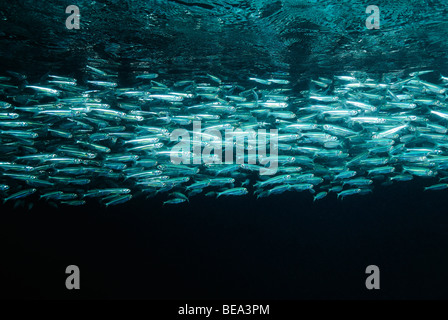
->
[2,178,448,299]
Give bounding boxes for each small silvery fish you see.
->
[4,189,36,203]
[217,187,248,198]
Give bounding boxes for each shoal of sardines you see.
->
[0,66,448,208]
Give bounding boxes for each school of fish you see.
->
[1,66,448,208]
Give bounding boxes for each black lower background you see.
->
[1,178,448,300]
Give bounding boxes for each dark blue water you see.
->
[2,177,448,299]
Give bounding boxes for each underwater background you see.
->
[1,0,448,299]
